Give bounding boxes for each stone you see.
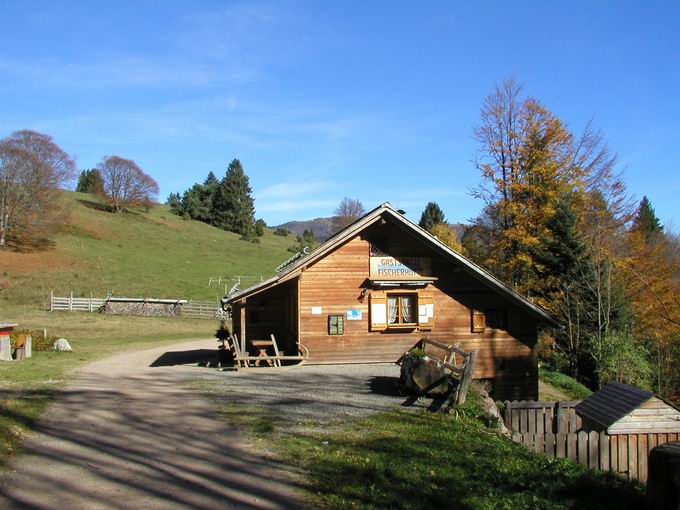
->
[481,395,510,436]
[53,338,73,352]
[400,354,451,396]
[646,441,680,510]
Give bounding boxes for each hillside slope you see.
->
[1,191,293,306]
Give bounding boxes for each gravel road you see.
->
[184,361,407,433]
[0,339,302,510]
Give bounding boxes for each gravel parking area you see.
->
[179,360,409,432]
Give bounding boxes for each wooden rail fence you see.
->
[182,301,225,320]
[49,292,106,312]
[512,430,679,482]
[49,292,223,320]
[503,400,582,434]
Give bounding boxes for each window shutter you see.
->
[328,315,344,335]
[472,309,486,333]
[418,294,435,330]
[370,291,387,331]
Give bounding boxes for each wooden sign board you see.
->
[369,256,431,280]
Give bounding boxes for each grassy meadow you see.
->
[1,190,293,308]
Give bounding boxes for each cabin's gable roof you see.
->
[224,202,557,326]
[575,381,655,429]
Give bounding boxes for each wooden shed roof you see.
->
[223,202,557,326]
[575,381,657,429]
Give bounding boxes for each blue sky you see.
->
[1,1,678,226]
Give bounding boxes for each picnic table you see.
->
[0,323,18,361]
[250,339,278,367]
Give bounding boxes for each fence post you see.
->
[69,291,73,312]
[503,401,512,431]
[556,401,565,433]
[50,290,54,312]
[89,292,93,312]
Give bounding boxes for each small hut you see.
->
[576,381,680,435]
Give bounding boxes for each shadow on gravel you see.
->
[368,376,402,397]
[149,349,220,367]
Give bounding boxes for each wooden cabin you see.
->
[576,381,680,435]
[223,203,557,400]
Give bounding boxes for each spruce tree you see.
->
[418,202,446,232]
[632,196,663,242]
[75,169,104,195]
[213,159,256,237]
[166,192,182,214]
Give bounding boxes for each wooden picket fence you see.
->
[503,400,582,434]
[503,399,679,482]
[512,430,679,482]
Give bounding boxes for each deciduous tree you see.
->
[97,155,159,213]
[0,130,75,249]
[4,130,76,187]
[429,223,462,252]
[332,197,365,233]
[470,77,620,292]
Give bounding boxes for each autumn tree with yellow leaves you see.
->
[464,78,680,398]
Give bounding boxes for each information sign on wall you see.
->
[346,309,363,321]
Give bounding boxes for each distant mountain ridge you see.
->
[275,217,336,242]
[276,216,467,243]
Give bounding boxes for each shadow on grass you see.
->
[76,198,113,212]
[282,410,646,510]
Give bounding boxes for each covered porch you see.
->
[230,278,300,361]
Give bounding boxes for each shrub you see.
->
[255,219,266,237]
[9,328,59,352]
[274,227,290,237]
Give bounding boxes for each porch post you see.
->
[239,300,247,354]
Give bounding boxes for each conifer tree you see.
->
[418,202,446,232]
[76,169,104,195]
[632,196,663,242]
[166,192,182,213]
[213,159,256,237]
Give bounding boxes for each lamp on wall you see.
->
[359,288,370,301]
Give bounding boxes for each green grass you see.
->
[203,388,642,509]
[281,402,641,509]
[540,368,593,400]
[1,190,293,306]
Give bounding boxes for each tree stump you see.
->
[400,354,451,396]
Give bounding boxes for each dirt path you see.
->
[0,339,301,510]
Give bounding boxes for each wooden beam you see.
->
[239,305,246,355]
